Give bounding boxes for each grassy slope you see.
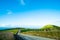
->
[0,28,26,34]
[40,24,60,31]
[21,25,60,40]
[0,25,60,40]
[0,28,26,40]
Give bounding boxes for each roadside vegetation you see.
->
[21,25,60,40]
[0,28,26,40]
[0,32,15,40]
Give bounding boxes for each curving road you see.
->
[18,34,55,40]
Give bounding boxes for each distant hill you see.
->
[0,27,11,30]
[0,27,26,30]
[40,24,60,31]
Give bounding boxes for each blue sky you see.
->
[0,0,60,28]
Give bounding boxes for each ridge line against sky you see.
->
[0,0,60,28]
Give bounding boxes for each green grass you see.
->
[0,28,26,34]
[21,24,60,40]
[0,29,18,34]
[22,31,60,39]
[0,24,60,40]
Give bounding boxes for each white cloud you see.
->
[20,0,25,5]
[0,9,60,28]
[7,12,12,15]
[7,10,12,15]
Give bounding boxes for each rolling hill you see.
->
[40,24,60,31]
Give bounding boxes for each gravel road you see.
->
[18,34,55,40]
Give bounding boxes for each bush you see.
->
[0,32,15,40]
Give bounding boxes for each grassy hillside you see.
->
[40,24,60,31]
[0,25,60,40]
[0,28,26,34]
[22,25,60,40]
[0,28,27,40]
